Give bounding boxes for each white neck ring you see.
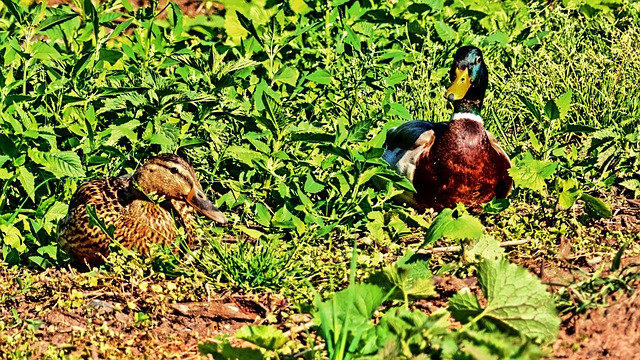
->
[452,112,483,124]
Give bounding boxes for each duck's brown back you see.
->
[57,176,188,267]
[57,176,130,267]
[413,119,512,212]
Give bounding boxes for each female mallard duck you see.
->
[382,46,512,212]
[57,153,228,267]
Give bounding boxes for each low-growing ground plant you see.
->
[1,0,639,358]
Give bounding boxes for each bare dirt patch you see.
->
[0,267,274,359]
[551,287,640,359]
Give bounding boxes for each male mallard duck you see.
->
[382,46,512,212]
[57,153,228,267]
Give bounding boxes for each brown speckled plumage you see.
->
[57,154,228,267]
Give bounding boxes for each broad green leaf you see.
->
[517,95,541,121]
[314,283,386,332]
[254,203,271,227]
[234,325,288,351]
[556,90,572,119]
[580,193,612,219]
[435,21,457,42]
[473,259,560,343]
[365,211,386,243]
[527,130,542,152]
[198,340,264,359]
[463,235,505,264]
[449,291,482,322]
[381,253,436,301]
[421,204,484,248]
[107,18,134,41]
[274,66,299,86]
[148,133,174,147]
[508,157,557,194]
[304,173,324,194]
[484,31,509,45]
[307,69,331,85]
[544,99,560,120]
[558,178,581,209]
[31,42,61,61]
[387,103,412,120]
[482,197,510,214]
[237,226,265,239]
[0,224,26,252]
[169,1,184,37]
[384,72,407,87]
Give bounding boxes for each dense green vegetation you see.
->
[1,0,639,358]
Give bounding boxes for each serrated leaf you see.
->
[29,150,85,178]
[226,145,268,166]
[482,197,510,214]
[307,69,331,85]
[420,204,484,248]
[290,131,334,143]
[508,157,557,194]
[17,167,35,202]
[474,259,560,343]
[449,291,482,322]
[620,179,639,191]
[381,253,436,301]
[234,325,288,351]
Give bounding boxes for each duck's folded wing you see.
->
[382,120,445,181]
[485,130,512,167]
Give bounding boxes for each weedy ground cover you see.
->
[0,0,639,358]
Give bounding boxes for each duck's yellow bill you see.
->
[444,68,471,101]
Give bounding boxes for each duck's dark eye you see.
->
[476,56,482,64]
[170,167,179,174]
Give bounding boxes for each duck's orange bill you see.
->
[186,187,228,224]
[444,68,471,101]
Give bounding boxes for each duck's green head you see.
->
[444,46,488,108]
